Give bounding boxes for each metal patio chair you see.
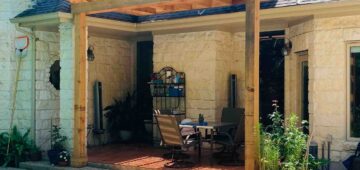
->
[154,114,201,168]
[213,108,245,166]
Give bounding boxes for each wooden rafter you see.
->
[70,0,248,16]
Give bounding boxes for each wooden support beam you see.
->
[71,12,88,168]
[245,0,260,169]
[71,0,173,14]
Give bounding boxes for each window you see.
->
[349,45,360,139]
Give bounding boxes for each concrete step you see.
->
[19,161,109,170]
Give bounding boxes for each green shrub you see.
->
[260,103,324,170]
[0,126,32,167]
[260,131,280,170]
[50,125,67,150]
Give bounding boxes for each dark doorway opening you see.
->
[136,41,154,143]
[259,31,285,127]
[301,61,309,134]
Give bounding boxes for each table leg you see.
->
[211,129,214,166]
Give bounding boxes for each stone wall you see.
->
[87,36,133,146]
[34,31,60,150]
[311,15,360,161]
[286,15,360,161]
[153,31,244,121]
[215,32,234,121]
[286,20,314,121]
[0,0,34,134]
[59,22,76,150]
[232,32,246,108]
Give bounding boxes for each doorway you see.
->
[259,31,285,126]
[136,41,154,142]
[298,54,309,134]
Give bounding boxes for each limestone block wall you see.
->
[286,20,314,121]
[153,31,240,121]
[286,15,360,161]
[0,0,34,133]
[59,22,76,150]
[34,31,60,150]
[87,36,133,146]
[154,31,217,121]
[215,32,234,121]
[310,15,360,161]
[232,32,246,108]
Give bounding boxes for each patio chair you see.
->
[213,108,245,166]
[154,114,201,168]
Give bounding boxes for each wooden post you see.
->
[245,0,260,169]
[72,12,88,168]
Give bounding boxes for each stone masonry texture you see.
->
[0,0,34,135]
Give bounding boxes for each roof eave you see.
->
[10,12,72,27]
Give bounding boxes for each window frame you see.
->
[347,42,360,141]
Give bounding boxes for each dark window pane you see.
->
[350,46,360,137]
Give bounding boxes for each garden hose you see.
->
[6,56,23,155]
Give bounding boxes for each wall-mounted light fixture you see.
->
[282,39,293,56]
[87,45,95,61]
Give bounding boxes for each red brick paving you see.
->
[88,144,244,170]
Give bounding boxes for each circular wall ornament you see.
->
[49,60,61,90]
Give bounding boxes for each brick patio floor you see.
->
[88,144,244,170]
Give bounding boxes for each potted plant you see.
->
[28,144,42,161]
[57,151,70,166]
[105,93,144,142]
[47,125,67,165]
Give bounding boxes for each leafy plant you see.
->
[29,144,40,154]
[50,125,67,150]
[260,130,280,170]
[104,92,144,142]
[260,103,325,170]
[0,126,32,167]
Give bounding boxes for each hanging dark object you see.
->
[87,45,95,61]
[49,60,61,90]
[282,39,293,56]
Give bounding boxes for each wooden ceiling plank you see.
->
[212,0,232,7]
[193,0,212,9]
[134,7,157,14]
[70,0,251,16]
[173,3,193,11]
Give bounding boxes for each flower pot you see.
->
[29,151,42,161]
[120,130,133,141]
[144,120,153,134]
[57,161,69,167]
[47,149,62,165]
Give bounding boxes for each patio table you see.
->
[179,122,237,165]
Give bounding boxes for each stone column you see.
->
[59,22,75,150]
[0,0,34,132]
[0,2,14,132]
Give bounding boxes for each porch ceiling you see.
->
[68,0,257,16]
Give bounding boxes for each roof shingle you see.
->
[15,0,338,23]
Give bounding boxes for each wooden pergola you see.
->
[68,0,260,169]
